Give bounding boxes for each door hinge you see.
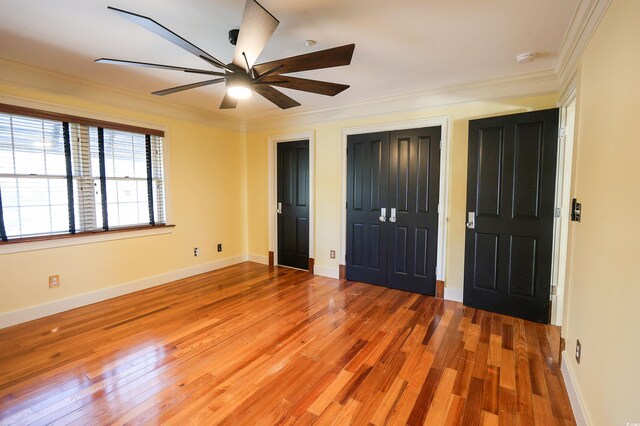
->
[554,207,561,218]
[559,127,565,138]
[439,139,442,149]
[346,147,348,155]
[552,285,558,296]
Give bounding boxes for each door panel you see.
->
[417,136,433,213]
[296,217,309,253]
[473,232,499,291]
[508,235,537,297]
[370,140,383,211]
[393,225,408,274]
[368,224,381,268]
[397,137,410,212]
[464,109,558,323]
[277,140,309,270]
[476,127,503,217]
[513,122,543,218]
[387,128,441,294]
[414,227,429,277]
[346,132,389,286]
[297,151,308,207]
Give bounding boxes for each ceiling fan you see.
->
[96,0,356,110]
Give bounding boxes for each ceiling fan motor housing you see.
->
[229,29,239,45]
[226,71,251,85]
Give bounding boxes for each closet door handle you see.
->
[379,207,387,222]
[389,208,397,223]
[466,212,475,229]
[277,202,282,214]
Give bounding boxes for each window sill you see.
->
[0,224,176,255]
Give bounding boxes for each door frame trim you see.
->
[268,131,315,266]
[340,116,451,281]
[550,86,577,326]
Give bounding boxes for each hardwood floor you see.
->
[0,262,575,425]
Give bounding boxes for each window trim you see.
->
[0,185,6,242]
[0,103,164,137]
[0,223,175,254]
[62,122,76,234]
[0,101,174,251]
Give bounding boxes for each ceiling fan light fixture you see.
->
[226,74,253,99]
[227,84,252,99]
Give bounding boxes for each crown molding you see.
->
[244,70,559,132]
[554,0,613,89]
[244,0,613,132]
[0,57,243,131]
[0,0,612,133]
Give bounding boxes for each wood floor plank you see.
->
[370,376,406,425]
[0,262,576,425]
[307,369,353,416]
[423,367,457,425]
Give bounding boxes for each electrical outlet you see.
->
[330,250,336,259]
[217,243,222,252]
[575,339,581,364]
[49,275,60,288]
[194,247,199,257]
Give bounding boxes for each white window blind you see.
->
[0,107,165,241]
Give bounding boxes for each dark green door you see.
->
[464,109,559,323]
[277,140,309,270]
[346,126,441,295]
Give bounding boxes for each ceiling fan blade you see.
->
[95,58,226,76]
[253,85,300,109]
[220,93,238,109]
[259,75,349,96]
[107,6,228,70]
[232,0,279,71]
[253,64,283,82]
[253,44,355,75]
[152,78,225,96]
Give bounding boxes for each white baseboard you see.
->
[444,287,463,302]
[561,352,591,426]
[0,254,248,330]
[247,253,269,265]
[314,264,340,279]
[0,257,466,329]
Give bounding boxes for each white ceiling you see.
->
[0,0,579,121]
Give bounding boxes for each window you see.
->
[0,105,166,242]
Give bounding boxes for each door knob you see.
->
[277,202,282,214]
[466,212,475,229]
[389,208,397,223]
[379,207,387,222]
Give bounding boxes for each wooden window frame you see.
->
[0,103,164,137]
[0,103,172,250]
[0,223,175,245]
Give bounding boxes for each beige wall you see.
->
[0,62,557,316]
[245,94,557,291]
[562,0,640,423]
[0,81,247,314]
[2,3,639,422]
